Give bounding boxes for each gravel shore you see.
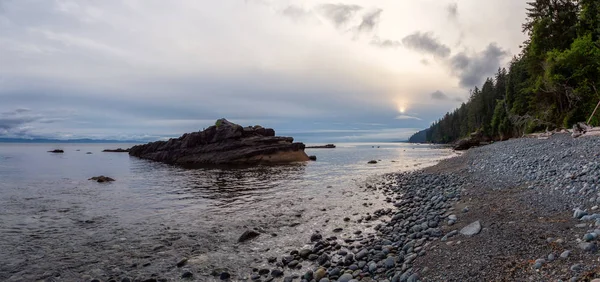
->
[247,134,600,282]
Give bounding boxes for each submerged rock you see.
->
[129,119,310,166]
[48,149,64,153]
[89,176,115,183]
[238,230,260,243]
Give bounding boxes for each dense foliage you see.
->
[409,0,600,143]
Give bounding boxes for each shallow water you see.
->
[0,143,453,281]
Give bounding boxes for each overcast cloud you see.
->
[0,0,528,141]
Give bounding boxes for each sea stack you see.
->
[129,118,310,166]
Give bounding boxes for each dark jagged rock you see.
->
[129,119,309,166]
[48,149,64,153]
[89,176,115,183]
[453,131,487,151]
[453,138,479,151]
[102,148,129,153]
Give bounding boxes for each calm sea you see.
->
[0,142,453,281]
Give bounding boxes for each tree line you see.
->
[409,0,600,143]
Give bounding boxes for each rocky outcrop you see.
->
[102,148,129,153]
[128,119,310,166]
[453,131,488,151]
[306,144,336,149]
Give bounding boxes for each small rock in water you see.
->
[368,160,377,164]
[176,258,188,268]
[310,233,323,242]
[238,230,260,243]
[459,220,481,236]
[271,269,284,277]
[219,272,231,280]
[89,176,115,183]
[259,269,270,275]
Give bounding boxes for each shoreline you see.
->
[243,133,600,282]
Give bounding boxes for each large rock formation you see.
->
[128,119,310,165]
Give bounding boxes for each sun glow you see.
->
[396,100,408,113]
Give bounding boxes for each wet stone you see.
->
[219,272,231,280]
[176,258,188,268]
[271,269,284,277]
[338,273,354,282]
[259,269,270,275]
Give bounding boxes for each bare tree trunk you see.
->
[587,85,600,125]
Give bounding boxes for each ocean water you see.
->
[0,142,453,281]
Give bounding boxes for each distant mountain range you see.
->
[0,138,144,143]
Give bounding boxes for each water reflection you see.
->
[0,143,455,281]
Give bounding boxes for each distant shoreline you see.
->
[0,138,143,144]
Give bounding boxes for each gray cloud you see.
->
[449,43,508,87]
[317,3,362,27]
[430,90,463,102]
[402,32,451,58]
[0,1,521,141]
[447,3,458,20]
[370,36,401,48]
[0,108,39,132]
[431,90,448,100]
[357,9,382,33]
[281,5,311,20]
[0,107,71,137]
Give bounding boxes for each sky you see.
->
[0,0,529,142]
